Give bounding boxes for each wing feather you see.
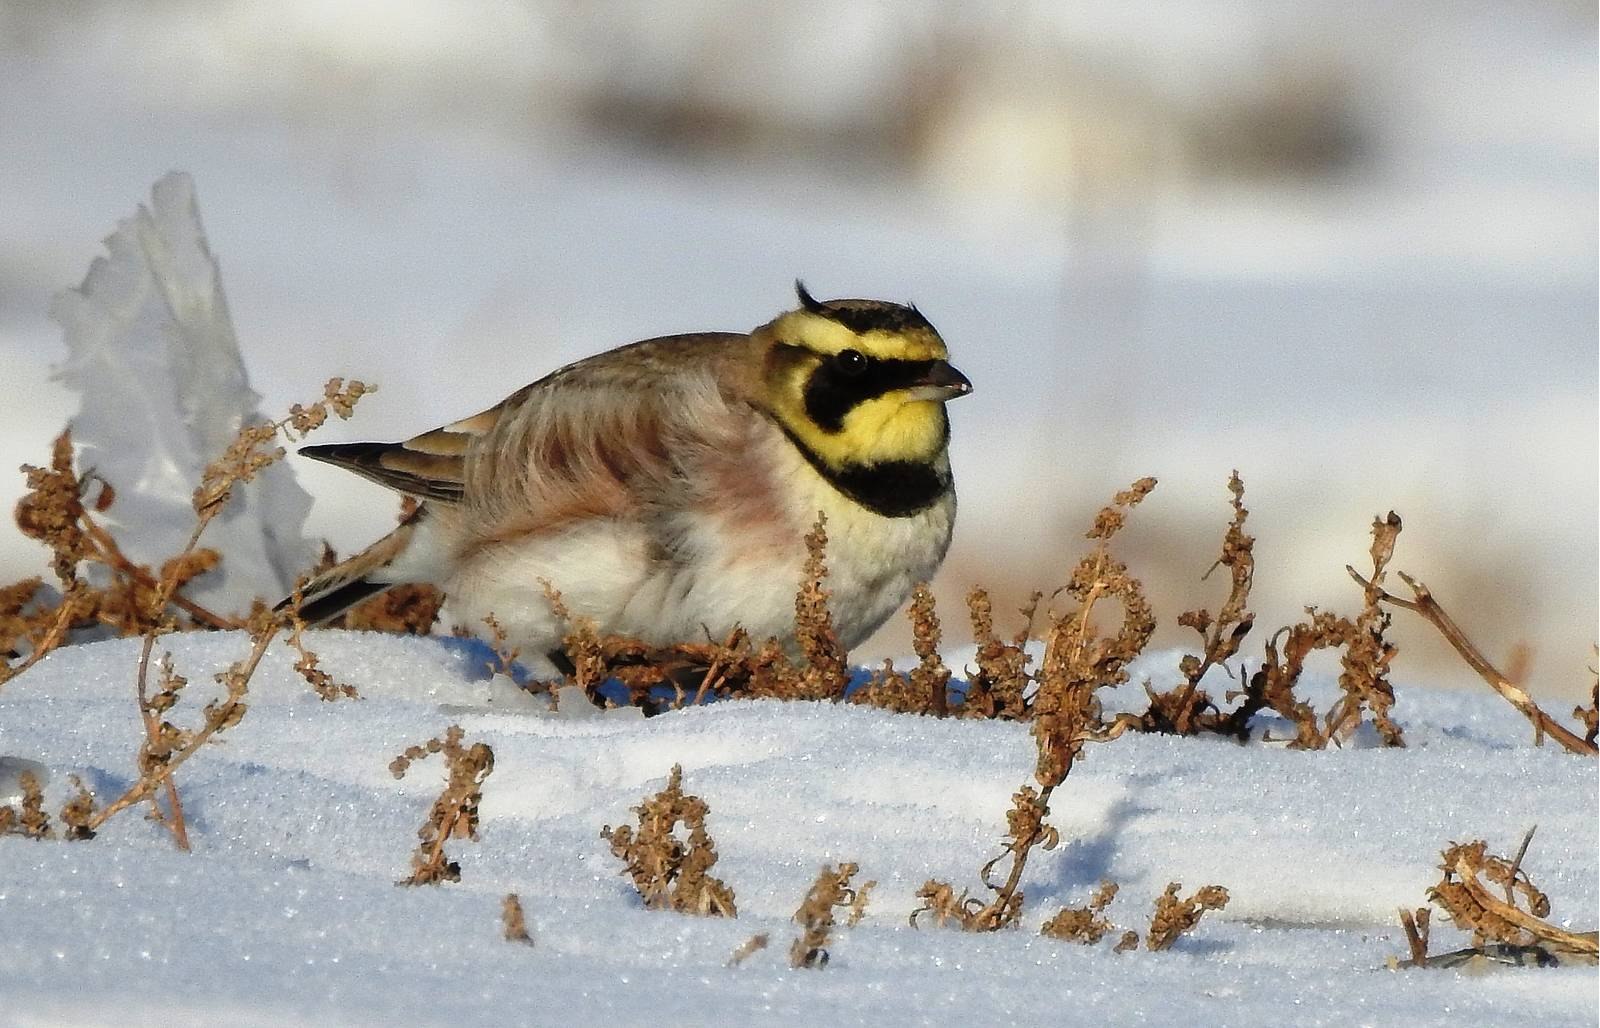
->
[299,333,755,526]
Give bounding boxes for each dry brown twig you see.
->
[2,435,227,690]
[793,512,850,699]
[1398,906,1431,966]
[601,764,737,917]
[916,478,1157,932]
[1,380,374,849]
[0,770,52,839]
[961,587,1036,720]
[502,894,534,945]
[1145,882,1231,951]
[283,581,359,701]
[391,724,496,885]
[111,379,373,848]
[1323,513,1405,746]
[58,774,97,841]
[1040,880,1122,945]
[1348,567,1596,756]
[727,933,770,968]
[790,861,872,968]
[86,620,269,842]
[1404,831,1598,968]
[1137,472,1257,735]
[851,584,952,715]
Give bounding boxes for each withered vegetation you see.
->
[1349,568,1596,755]
[2,380,372,851]
[1111,479,1404,748]
[2,378,371,688]
[960,587,1036,720]
[502,893,534,945]
[726,933,770,968]
[789,861,873,968]
[284,584,359,701]
[1040,880,1121,945]
[391,724,496,886]
[916,479,1160,933]
[1394,829,1598,969]
[1,768,97,842]
[0,770,52,839]
[851,584,950,713]
[1039,878,1231,953]
[1145,883,1231,951]
[4,366,1594,981]
[601,764,737,917]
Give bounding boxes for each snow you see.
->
[51,171,318,613]
[1,631,1595,1026]
[0,8,1594,1019]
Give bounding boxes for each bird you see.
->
[284,282,971,669]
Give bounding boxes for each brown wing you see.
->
[456,333,759,546]
[301,333,756,522]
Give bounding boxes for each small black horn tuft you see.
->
[795,279,826,314]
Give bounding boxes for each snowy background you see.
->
[0,6,1596,1022]
[0,2,1595,695]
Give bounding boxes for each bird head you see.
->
[756,282,971,471]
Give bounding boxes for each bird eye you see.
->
[835,349,867,376]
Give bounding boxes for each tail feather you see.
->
[276,512,428,626]
[289,577,393,625]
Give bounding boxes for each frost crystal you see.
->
[51,172,317,613]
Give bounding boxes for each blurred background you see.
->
[0,1,1594,696]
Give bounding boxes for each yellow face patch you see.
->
[759,315,956,468]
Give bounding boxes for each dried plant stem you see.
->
[0,589,79,686]
[88,623,278,833]
[126,520,215,848]
[1503,825,1537,906]
[134,632,191,849]
[1350,568,1596,755]
[1452,855,1598,957]
[1398,907,1430,965]
[79,514,237,629]
[985,783,1054,925]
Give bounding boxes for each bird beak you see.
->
[908,360,973,402]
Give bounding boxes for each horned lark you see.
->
[287,283,971,665]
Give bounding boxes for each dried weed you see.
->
[1350,568,1595,755]
[601,765,737,917]
[0,770,52,839]
[1401,830,1598,968]
[502,893,534,945]
[960,587,1036,720]
[1040,880,1121,945]
[1145,883,1231,951]
[392,725,496,886]
[792,513,850,699]
[790,861,871,968]
[727,933,770,967]
[918,479,1158,932]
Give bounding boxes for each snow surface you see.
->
[1,631,1595,1026]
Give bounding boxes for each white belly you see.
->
[432,440,954,661]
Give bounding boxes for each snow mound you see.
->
[0,632,1594,1026]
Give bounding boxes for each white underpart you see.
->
[419,427,954,659]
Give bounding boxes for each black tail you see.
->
[279,578,395,625]
[274,513,426,625]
